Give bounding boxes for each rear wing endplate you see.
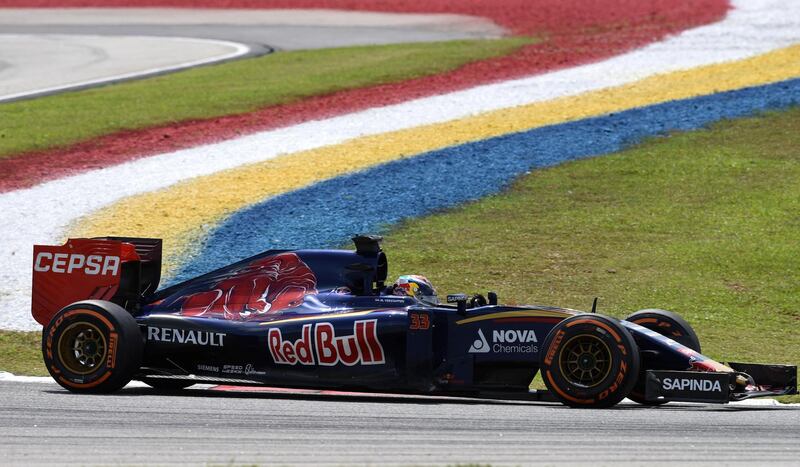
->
[32,237,161,326]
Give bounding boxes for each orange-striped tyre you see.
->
[625,309,701,405]
[42,300,142,393]
[540,314,639,408]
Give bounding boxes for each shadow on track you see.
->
[43,385,548,407]
[42,385,797,411]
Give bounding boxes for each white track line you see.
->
[1,0,799,330]
[0,35,250,102]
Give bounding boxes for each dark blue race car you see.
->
[32,235,796,408]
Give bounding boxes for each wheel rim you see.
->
[57,321,108,375]
[559,334,612,388]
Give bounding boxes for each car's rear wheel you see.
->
[42,300,142,393]
[540,314,639,408]
[624,308,701,405]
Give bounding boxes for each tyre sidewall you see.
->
[625,308,700,352]
[42,301,142,393]
[541,314,639,408]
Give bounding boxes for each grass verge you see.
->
[0,331,45,376]
[382,107,799,403]
[0,37,532,158]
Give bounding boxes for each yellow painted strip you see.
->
[455,310,572,325]
[70,45,800,277]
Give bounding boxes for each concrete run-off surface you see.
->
[1,380,799,465]
[0,8,505,101]
[0,33,247,101]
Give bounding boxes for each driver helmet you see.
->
[392,275,439,305]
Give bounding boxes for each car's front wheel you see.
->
[540,314,640,408]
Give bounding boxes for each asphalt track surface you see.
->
[0,8,504,102]
[2,380,799,465]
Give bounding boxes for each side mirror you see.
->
[488,291,498,305]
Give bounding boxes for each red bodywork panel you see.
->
[31,238,140,326]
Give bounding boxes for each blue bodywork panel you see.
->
[133,241,723,395]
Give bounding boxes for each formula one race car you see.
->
[32,235,796,408]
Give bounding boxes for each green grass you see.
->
[381,108,800,402]
[0,331,45,376]
[0,37,532,159]
[2,107,797,403]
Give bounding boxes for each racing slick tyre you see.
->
[540,314,639,408]
[42,300,142,393]
[624,309,701,405]
[141,378,195,390]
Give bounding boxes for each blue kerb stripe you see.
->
[171,78,800,283]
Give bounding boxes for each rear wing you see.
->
[32,237,162,326]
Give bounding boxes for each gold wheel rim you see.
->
[56,321,108,375]
[558,334,612,388]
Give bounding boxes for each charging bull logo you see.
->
[178,253,317,320]
[269,319,385,366]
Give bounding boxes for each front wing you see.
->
[623,321,797,404]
